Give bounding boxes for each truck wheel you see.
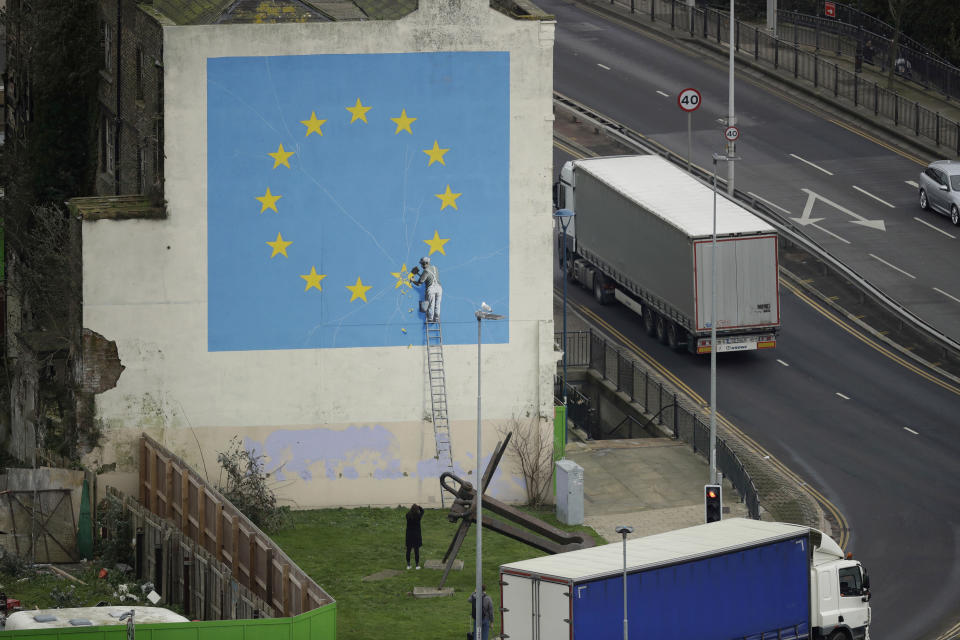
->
[593,276,607,305]
[827,630,847,640]
[642,306,657,336]
[666,322,681,350]
[655,315,668,344]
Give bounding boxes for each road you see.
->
[546,0,960,342]
[544,2,960,637]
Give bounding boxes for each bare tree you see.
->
[496,416,555,507]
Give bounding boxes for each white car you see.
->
[918,160,960,225]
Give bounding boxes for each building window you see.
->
[102,115,115,175]
[136,48,144,101]
[137,145,145,194]
[101,21,112,72]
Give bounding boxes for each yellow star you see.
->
[391,264,415,289]
[346,98,372,124]
[268,143,294,169]
[423,140,449,166]
[391,109,417,135]
[256,187,282,213]
[300,266,327,292]
[423,230,450,256]
[300,112,327,137]
[266,232,292,258]
[346,277,372,302]
[435,185,462,211]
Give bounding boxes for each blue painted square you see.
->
[207,52,509,351]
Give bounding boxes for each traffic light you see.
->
[704,484,722,523]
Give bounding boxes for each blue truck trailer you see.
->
[499,519,870,640]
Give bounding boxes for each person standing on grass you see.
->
[405,504,424,569]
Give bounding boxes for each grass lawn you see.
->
[272,506,601,640]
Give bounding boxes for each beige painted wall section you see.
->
[82,0,557,508]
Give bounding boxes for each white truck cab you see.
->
[811,531,871,640]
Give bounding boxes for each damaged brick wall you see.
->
[81,329,125,394]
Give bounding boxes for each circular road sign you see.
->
[678,88,702,112]
[724,126,740,142]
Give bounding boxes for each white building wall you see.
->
[82,0,556,508]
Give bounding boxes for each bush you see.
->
[93,497,133,568]
[216,437,290,533]
[49,584,79,608]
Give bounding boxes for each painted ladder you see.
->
[426,320,453,505]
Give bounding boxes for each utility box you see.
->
[555,459,584,525]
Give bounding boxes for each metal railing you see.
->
[558,330,760,519]
[601,0,960,155]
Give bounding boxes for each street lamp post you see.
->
[475,302,504,640]
[554,209,575,442]
[615,525,634,640]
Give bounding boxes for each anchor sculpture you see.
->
[436,431,594,589]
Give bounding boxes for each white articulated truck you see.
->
[500,518,871,640]
[555,155,781,354]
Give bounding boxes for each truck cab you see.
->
[811,533,871,640]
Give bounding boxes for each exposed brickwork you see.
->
[81,328,125,394]
[95,0,165,198]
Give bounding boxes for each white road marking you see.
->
[747,191,792,216]
[869,253,916,279]
[789,153,834,176]
[776,359,790,367]
[905,180,919,188]
[812,223,852,244]
[903,427,919,435]
[934,287,960,304]
[597,63,611,70]
[913,217,956,238]
[852,185,895,208]
[836,392,850,400]
[656,90,669,97]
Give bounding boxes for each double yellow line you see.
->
[559,287,851,549]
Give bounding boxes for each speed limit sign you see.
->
[724,126,740,142]
[677,88,702,112]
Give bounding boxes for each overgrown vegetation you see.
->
[216,437,290,533]
[497,416,555,507]
[0,0,102,464]
[94,497,134,568]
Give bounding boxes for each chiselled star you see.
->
[256,187,282,213]
[300,112,327,137]
[423,140,449,166]
[423,230,450,256]
[268,143,294,169]
[300,266,327,292]
[346,98,372,124]
[391,109,417,134]
[435,185,462,211]
[346,277,372,302]
[391,264,414,290]
[266,232,292,258]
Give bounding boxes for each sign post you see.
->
[677,88,702,171]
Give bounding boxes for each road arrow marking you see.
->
[798,188,886,231]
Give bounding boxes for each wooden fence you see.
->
[137,435,334,617]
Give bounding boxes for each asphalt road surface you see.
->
[545,0,960,344]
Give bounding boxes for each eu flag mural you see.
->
[207,52,509,351]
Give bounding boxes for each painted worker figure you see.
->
[412,256,442,322]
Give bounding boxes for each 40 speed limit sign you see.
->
[677,88,702,112]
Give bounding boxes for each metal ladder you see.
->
[425,320,454,504]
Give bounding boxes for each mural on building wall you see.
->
[207,52,510,351]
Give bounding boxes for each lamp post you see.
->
[554,209,575,442]
[615,525,634,640]
[475,302,504,640]
[710,153,736,484]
